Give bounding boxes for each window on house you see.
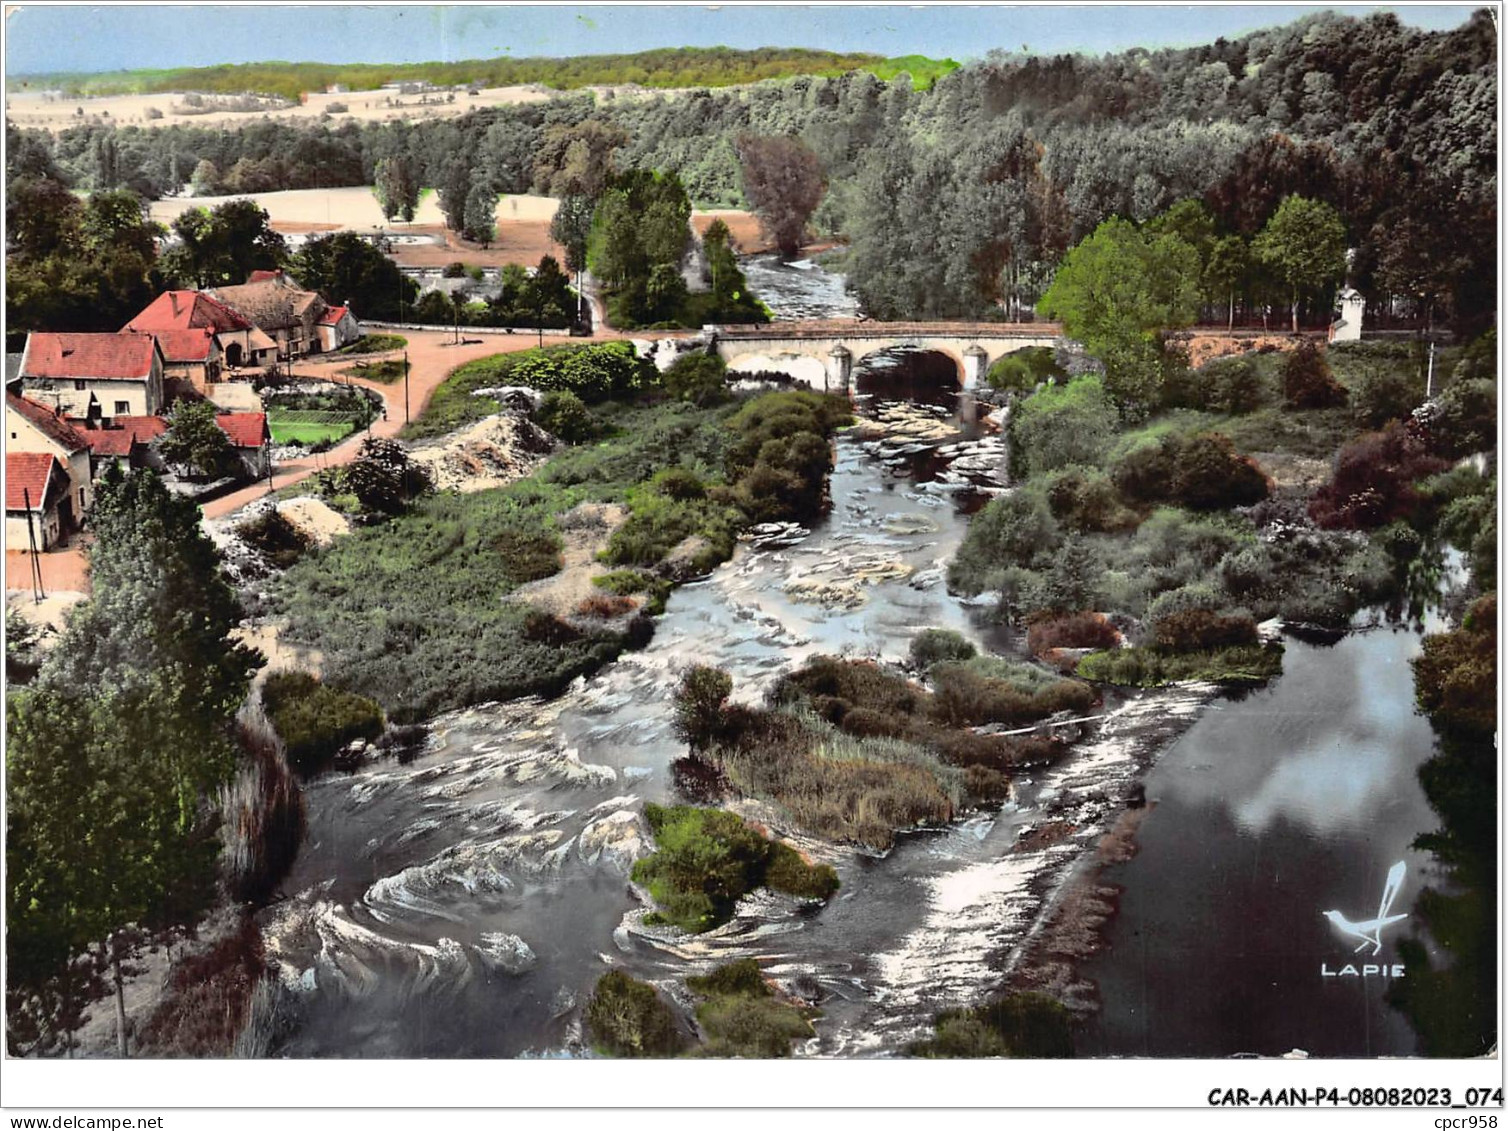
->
[79,488,86,508]
[114,401,130,415]
[74,380,87,391]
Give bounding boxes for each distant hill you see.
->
[16,47,961,101]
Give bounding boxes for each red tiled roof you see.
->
[70,415,168,458]
[22,333,159,381]
[78,429,140,458]
[215,412,268,448]
[6,393,90,453]
[318,305,350,326]
[124,291,252,334]
[247,269,284,283]
[128,328,215,363]
[6,452,66,512]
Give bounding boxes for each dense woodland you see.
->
[7,10,1497,337]
[25,47,959,101]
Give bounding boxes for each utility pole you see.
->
[23,487,44,604]
[403,349,410,424]
[1426,340,1436,399]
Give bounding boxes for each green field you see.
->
[268,409,358,446]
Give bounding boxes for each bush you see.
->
[987,346,1065,394]
[1282,341,1347,409]
[688,959,815,1058]
[663,352,732,407]
[631,803,838,932]
[909,628,977,670]
[137,917,268,1057]
[1165,355,1269,415]
[1151,609,1258,651]
[236,509,312,570]
[911,991,1075,1058]
[947,490,1062,595]
[261,670,385,776]
[535,389,595,443]
[585,971,683,1058]
[1026,611,1121,655]
[1076,643,1282,686]
[1309,421,1447,530]
[442,261,468,278]
[1413,594,1496,740]
[1040,466,1139,533]
[1342,352,1426,430]
[1012,376,1118,476]
[1112,429,1269,511]
[1427,377,1497,459]
[337,333,407,356]
[929,661,1096,727]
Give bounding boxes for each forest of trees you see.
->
[7,9,1497,337]
[29,47,960,102]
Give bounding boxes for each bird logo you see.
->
[1322,861,1408,956]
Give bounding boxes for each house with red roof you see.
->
[71,415,170,477]
[209,271,329,358]
[215,412,272,480]
[6,452,70,551]
[17,332,165,420]
[317,304,363,352]
[121,326,224,395]
[123,290,277,370]
[6,393,94,523]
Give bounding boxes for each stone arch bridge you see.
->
[706,320,1064,392]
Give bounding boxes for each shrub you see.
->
[442,261,468,278]
[1413,594,1496,740]
[688,959,815,1058]
[909,628,977,670]
[586,971,683,1058]
[1309,421,1447,530]
[912,991,1075,1058]
[338,437,431,516]
[137,916,268,1057]
[1427,377,1497,459]
[765,841,840,900]
[576,593,636,618]
[337,333,407,355]
[219,707,305,904]
[236,509,311,570]
[631,804,838,932]
[1151,609,1258,651]
[929,662,1096,727]
[1282,341,1347,409]
[987,346,1065,394]
[663,352,732,407]
[1012,376,1118,476]
[947,490,1062,595]
[1166,355,1269,415]
[261,670,384,776]
[673,666,734,750]
[1112,430,1269,511]
[1040,466,1139,533]
[1026,611,1120,655]
[535,389,595,443]
[1342,353,1425,430]
[1076,643,1282,686]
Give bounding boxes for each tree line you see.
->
[8,8,1497,335]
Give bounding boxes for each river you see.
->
[260,256,1482,1059]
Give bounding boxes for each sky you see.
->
[3,3,1482,76]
